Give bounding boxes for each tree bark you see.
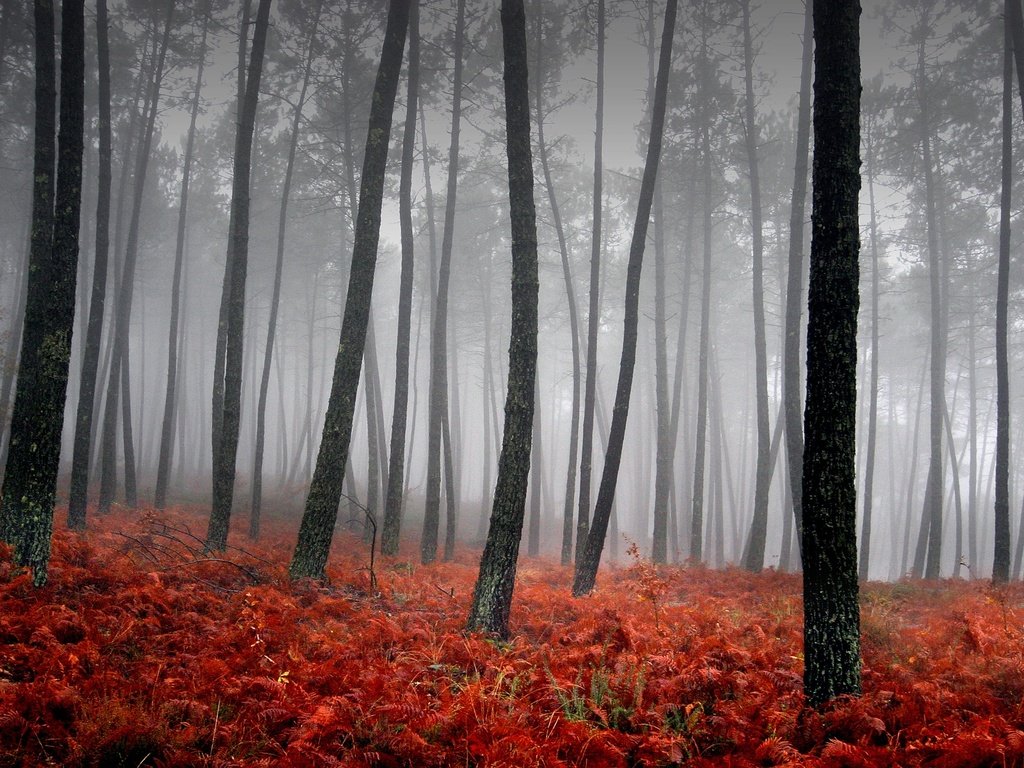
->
[289,0,410,580]
[802,0,861,707]
[206,0,273,552]
[67,0,111,529]
[466,0,539,636]
[572,0,677,597]
[0,0,83,586]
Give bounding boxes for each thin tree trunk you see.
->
[249,0,322,537]
[156,5,210,510]
[577,0,605,566]
[289,0,410,579]
[206,0,273,552]
[382,0,419,556]
[783,0,812,560]
[739,0,772,572]
[572,0,677,597]
[66,0,111,529]
[422,0,466,564]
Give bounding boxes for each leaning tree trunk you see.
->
[422,0,466,565]
[993,4,1013,583]
[466,0,540,636]
[531,0,582,567]
[576,0,605,566]
[67,0,111,530]
[289,0,410,580]
[0,0,84,587]
[739,0,772,573]
[249,0,324,538]
[155,4,211,510]
[206,0,272,552]
[802,0,862,708]
[782,0,812,567]
[572,0,677,597]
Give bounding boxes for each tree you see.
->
[802,0,861,707]
[739,0,772,573]
[0,0,84,585]
[465,0,539,636]
[206,0,273,552]
[576,0,605,567]
[572,0,677,598]
[993,2,1012,583]
[67,0,111,530]
[381,0,419,557]
[289,0,411,580]
[782,0,812,570]
[249,0,325,538]
[422,0,466,565]
[156,0,212,511]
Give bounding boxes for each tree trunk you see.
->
[577,0,605,567]
[249,0,323,537]
[289,0,410,579]
[206,0,272,552]
[466,0,539,637]
[783,0,812,561]
[382,0,419,556]
[156,4,211,510]
[802,0,861,707]
[858,107,881,582]
[0,0,83,586]
[739,0,772,572]
[572,0,677,597]
[993,3,1013,583]
[690,26,714,564]
[67,0,111,529]
[422,0,466,564]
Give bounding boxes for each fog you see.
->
[0,0,1019,581]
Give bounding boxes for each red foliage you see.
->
[0,506,1022,766]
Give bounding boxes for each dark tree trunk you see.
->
[156,4,211,510]
[206,0,272,552]
[212,0,252,479]
[0,0,83,586]
[993,3,1013,583]
[572,0,677,597]
[915,33,944,580]
[67,0,111,530]
[382,0,421,557]
[289,0,410,580]
[740,0,772,573]
[802,0,861,707]
[466,0,539,637]
[577,0,605,566]
[783,0,812,563]
[249,0,323,538]
[859,107,881,582]
[98,0,173,513]
[422,0,466,565]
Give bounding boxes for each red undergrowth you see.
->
[0,506,1022,766]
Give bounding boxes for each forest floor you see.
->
[0,506,1022,767]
